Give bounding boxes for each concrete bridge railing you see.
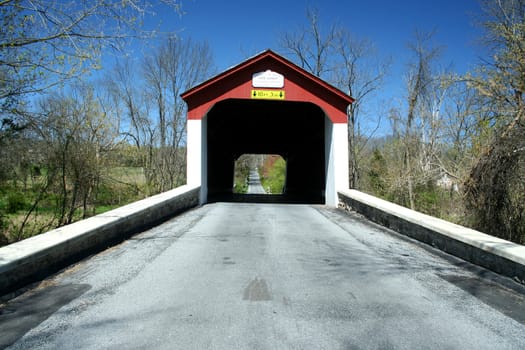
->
[0,185,200,297]
[3,186,524,297]
[338,189,525,284]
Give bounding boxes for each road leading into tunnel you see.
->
[2,203,525,349]
[246,168,266,194]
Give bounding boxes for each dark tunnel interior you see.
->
[206,99,326,204]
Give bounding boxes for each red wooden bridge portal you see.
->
[181,50,354,205]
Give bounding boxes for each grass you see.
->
[108,167,146,183]
[260,157,286,194]
[0,166,148,246]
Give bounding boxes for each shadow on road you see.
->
[208,193,324,205]
[0,283,91,349]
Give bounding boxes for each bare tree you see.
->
[0,0,181,105]
[438,76,483,184]
[280,7,388,189]
[116,37,214,193]
[142,37,214,192]
[280,8,338,78]
[110,59,150,150]
[402,31,441,209]
[334,31,389,188]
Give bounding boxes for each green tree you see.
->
[365,148,388,197]
[464,0,525,244]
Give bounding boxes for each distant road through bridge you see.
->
[247,168,266,194]
[2,202,525,349]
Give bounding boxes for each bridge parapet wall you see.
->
[0,185,200,297]
[339,189,525,283]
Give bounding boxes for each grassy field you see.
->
[0,167,149,246]
[260,156,285,194]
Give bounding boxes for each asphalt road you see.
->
[2,203,525,349]
[246,169,266,194]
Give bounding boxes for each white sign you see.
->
[252,70,284,88]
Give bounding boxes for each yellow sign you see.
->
[251,89,285,100]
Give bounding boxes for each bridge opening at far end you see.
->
[233,154,286,195]
[206,99,326,204]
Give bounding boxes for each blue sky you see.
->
[165,0,484,72]
[137,0,485,133]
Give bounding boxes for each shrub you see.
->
[6,191,27,214]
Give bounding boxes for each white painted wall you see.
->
[187,119,207,204]
[201,117,208,204]
[325,118,349,206]
[191,113,347,206]
[187,119,201,186]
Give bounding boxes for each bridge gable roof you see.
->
[181,49,353,123]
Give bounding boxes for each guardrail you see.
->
[0,185,200,297]
[338,189,525,283]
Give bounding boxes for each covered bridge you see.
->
[181,50,354,206]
